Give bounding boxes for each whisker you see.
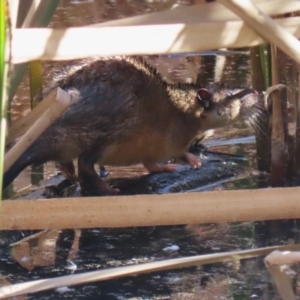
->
[244,108,269,136]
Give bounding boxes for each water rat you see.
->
[3,56,261,196]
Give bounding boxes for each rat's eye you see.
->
[225,91,233,97]
[197,88,212,109]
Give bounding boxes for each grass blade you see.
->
[29,60,44,185]
[0,0,8,201]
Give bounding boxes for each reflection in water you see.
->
[2,221,297,299]
[3,1,299,299]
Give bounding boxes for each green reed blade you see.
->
[29,60,44,185]
[259,45,271,90]
[0,0,8,201]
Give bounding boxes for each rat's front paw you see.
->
[182,152,201,169]
[143,162,177,173]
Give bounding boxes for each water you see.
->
[2,1,299,299]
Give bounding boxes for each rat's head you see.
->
[197,84,263,131]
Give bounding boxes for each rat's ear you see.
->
[197,89,212,109]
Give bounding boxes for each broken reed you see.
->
[251,43,300,186]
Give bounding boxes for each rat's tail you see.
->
[3,146,44,190]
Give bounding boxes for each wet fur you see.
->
[3,56,262,193]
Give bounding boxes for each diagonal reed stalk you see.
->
[0,244,300,299]
[1,244,300,299]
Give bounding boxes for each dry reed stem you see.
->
[4,88,75,172]
[217,0,300,65]
[265,250,300,265]
[2,186,300,230]
[9,16,300,63]
[295,64,300,173]
[270,46,288,186]
[0,274,27,300]
[89,0,300,27]
[6,85,57,146]
[21,0,42,28]
[265,250,300,300]
[8,0,19,28]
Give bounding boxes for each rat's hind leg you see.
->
[56,161,78,183]
[78,152,119,196]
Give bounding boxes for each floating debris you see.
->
[55,286,74,293]
[163,245,180,252]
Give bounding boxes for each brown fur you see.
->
[3,57,262,195]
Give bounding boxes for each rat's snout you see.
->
[222,88,258,107]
